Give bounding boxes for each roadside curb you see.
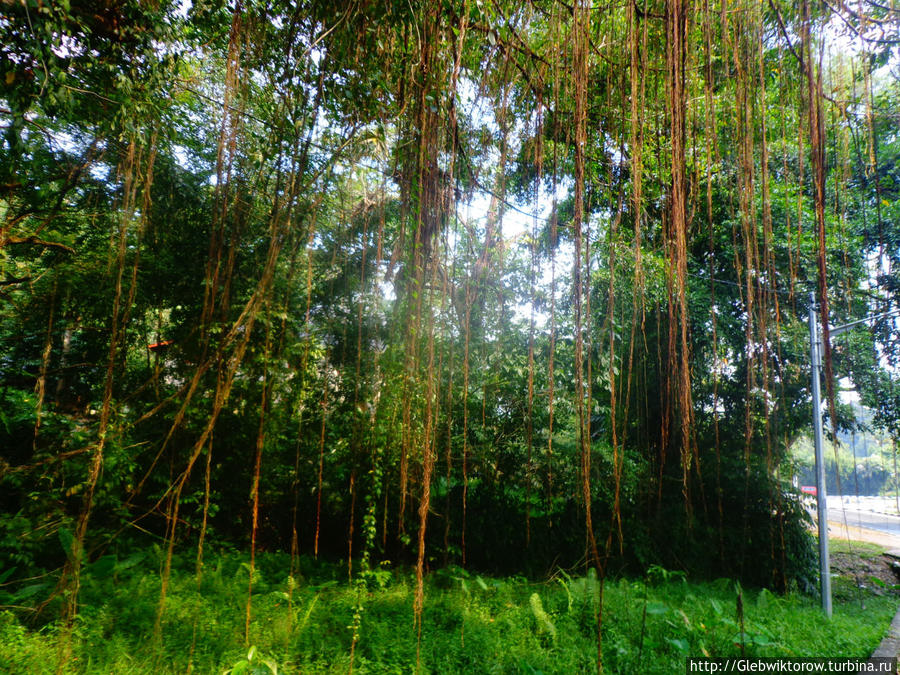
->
[871,600,900,664]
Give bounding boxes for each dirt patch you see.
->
[830,550,900,593]
[826,518,900,550]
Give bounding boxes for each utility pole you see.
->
[808,293,900,617]
[808,291,831,618]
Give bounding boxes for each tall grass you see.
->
[0,547,894,674]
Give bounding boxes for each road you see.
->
[830,507,900,536]
[816,496,900,547]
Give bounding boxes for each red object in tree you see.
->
[800,486,817,496]
[148,339,174,352]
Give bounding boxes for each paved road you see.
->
[831,507,900,537]
[804,496,900,545]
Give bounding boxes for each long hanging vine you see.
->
[55,132,158,671]
[665,0,694,513]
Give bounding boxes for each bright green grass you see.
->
[828,538,886,558]
[0,549,895,674]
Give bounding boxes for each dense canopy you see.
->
[1,0,900,667]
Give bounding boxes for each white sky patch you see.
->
[171,144,193,171]
[176,0,192,19]
[823,11,900,88]
[89,162,111,182]
[50,34,84,59]
[839,377,860,405]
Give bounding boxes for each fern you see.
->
[556,573,573,614]
[529,593,556,641]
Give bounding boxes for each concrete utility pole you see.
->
[808,291,831,618]
[808,292,900,618]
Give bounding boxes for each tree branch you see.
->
[3,234,75,253]
[0,275,32,286]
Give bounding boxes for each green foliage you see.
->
[0,550,894,674]
[791,406,897,497]
[528,592,556,642]
[224,646,280,675]
[2,0,900,646]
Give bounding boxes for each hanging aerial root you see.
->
[55,132,157,673]
[665,0,694,514]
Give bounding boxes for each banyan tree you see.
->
[1,0,899,670]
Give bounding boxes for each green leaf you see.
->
[529,593,556,641]
[12,583,48,601]
[88,555,117,578]
[115,553,145,572]
[666,637,690,654]
[58,527,76,562]
[0,567,17,585]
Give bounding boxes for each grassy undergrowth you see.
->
[828,538,886,558]
[0,546,895,674]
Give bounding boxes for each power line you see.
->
[26,67,900,316]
